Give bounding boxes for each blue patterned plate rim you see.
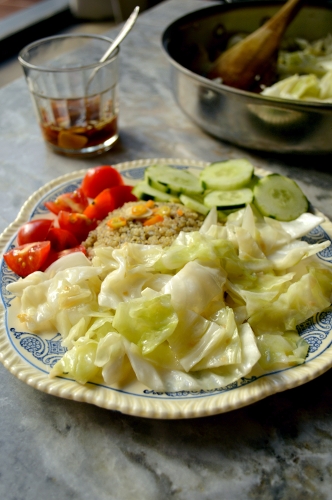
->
[1,158,332,419]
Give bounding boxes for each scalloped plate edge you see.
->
[1,158,332,419]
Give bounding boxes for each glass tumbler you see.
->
[19,34,119,157]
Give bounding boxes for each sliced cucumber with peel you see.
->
[132,182,179,202]
[253,174,308,221]
[134,163,309,223]
[148,178,169,193]
[145,164,203,196]
[200,159,254,190]
[246,174,260,190]
[179,194,209,215]
[204,188,253,209]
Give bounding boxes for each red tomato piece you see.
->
[17,219,53,246]
[83,188,114,221]
[44,188,89,215]
[4,241,51,277]
[106,185,138,210]
[81,165,124,198]
[47,227,79,252]
[58,211,97,242]
[41,244,87,270]
[58,244,87,259]
[83,185,137,221]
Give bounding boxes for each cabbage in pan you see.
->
[262,35,332,102]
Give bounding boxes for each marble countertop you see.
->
[1,1,332,498]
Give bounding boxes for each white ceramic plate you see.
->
[1,158,332,419]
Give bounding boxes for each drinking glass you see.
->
[19,34,119,156]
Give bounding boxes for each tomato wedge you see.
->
[84,185,137,221]
[58,211,97,242]
[4,241,51,277]
[81,165,124,198]
[17,219,53,246]
[44,188,89,215]
[47,227,79,252]
[41,244,87,270]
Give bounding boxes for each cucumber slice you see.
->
[204,188,253,209]
[200,159,254,190]
[145,164,203,196]
[132,182,179,202]
[179,194,209,215]
[246,174,260,190]
[148,178,169,193]
[253,174,308,221]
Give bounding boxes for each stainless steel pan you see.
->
[162,1,332,154]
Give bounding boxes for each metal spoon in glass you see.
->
[86,5,140,93]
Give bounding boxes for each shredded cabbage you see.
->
[261,35,332,102]
[7,204,332,391]
[261,71,332,103]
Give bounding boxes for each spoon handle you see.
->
[85,6,140,94]
[262,0,303,38]
[100,5,140,63]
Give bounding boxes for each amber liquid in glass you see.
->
[33,88,118,154]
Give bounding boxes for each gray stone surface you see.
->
[1,1,332,499]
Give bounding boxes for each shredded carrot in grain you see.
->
[177,208,184,216]
[145,199,155,208]
[143,214,164,226]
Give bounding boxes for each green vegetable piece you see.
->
[113,294,178,355]
[253,173,308,221]
[204,188,253,209]
[132,181,177,202]
[145,164,203,196]
[257,332,309,370]
[200,159,254,190]
[179,194,209,215]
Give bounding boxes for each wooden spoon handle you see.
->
[208,0,304,90]
[262,0,304,38]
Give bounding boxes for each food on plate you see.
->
[81,165,124,198]
[137,161,308,222]
[200,159,254,190]
[57,211,97,242]
[7,204,331,391]
[253,174,309,222]
[5,160,332,393]
[17,219,54,246]
[4,241,51,278]
[44,187,89,215]
[41,244,88,271]
[83,185,137,221]
[47,227,79,252]
[3,165,135,277]
[84,201,205,251]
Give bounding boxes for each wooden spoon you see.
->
[208,0,304,91]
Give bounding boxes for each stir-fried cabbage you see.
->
[7,205,332,392]
[261,71,332,103]
[261,35,332,102]
[278,35,332,78]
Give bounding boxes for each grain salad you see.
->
[84,201,206,252]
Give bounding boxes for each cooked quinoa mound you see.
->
[84,201,205,252]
